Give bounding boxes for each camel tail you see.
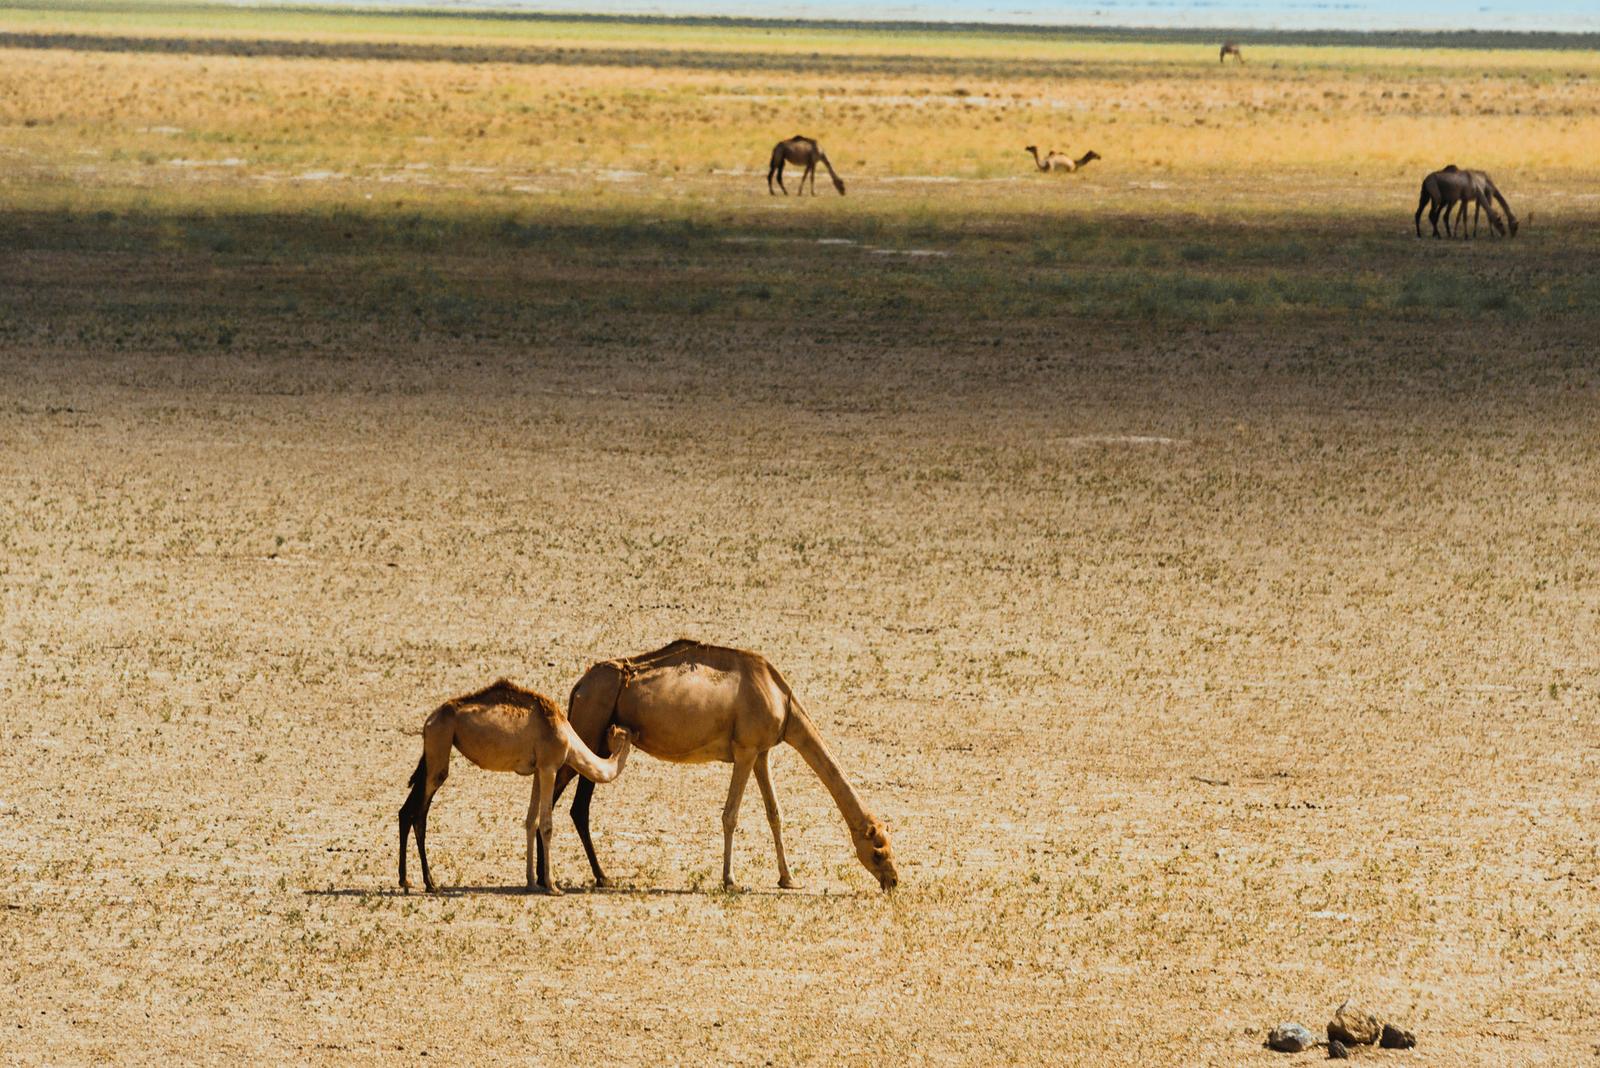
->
[1415,181,1432,236]
[560,717,630,783]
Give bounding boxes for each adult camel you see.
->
[543,639,899,892]
[397,679,632,895]
[1415,165,1499,239]
[1220,42,1244,63]
[767,135,846,196]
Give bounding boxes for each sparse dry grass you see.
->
[1,7,1598,1067]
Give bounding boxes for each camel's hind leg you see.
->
[803,161,817,196]
[721,748,757,890]
[569,772,611,887]
[753,750,795,889]
[398,717,453,892]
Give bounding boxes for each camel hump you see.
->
[788,134,817,145]
[1443,163,1459,171]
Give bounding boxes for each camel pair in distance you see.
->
[1026,146,1101,173]
[1415,165,1521,238]
[398,640,899,895]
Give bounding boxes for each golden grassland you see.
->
[2,6,1599,1065]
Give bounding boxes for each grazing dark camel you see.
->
[1415,165,1519,239]
[767,135,846,196]
[540,639,899,892]
[1220,42,1244,63]
[1415,165,1495,239]
[397,679,632,895]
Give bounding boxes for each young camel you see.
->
[1026,146,1101,173]
[767,135,846,196]
[1451,169,1521,238]
[1220,42,1244,63]
[397,679,632,895]
[542,639,899,892]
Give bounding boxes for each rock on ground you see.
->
[1328,1001,1383,1046]
[1381,1023,1418,1049]
[1267,1023,1316,1052]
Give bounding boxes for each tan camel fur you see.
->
[548,639,899,892]
[1220,42,1244,63]
[767,135,846,196]
[1026,146,1101,173]
[398,679,632,894]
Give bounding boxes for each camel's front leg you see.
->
[526,768,562,894]
[805,163,817,196]
[753,750,796,889]
[721,750,756,890]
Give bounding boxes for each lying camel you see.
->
[1026,146,1101,173]
[1452,169,1521,238]
[1220,42,1244,64]
[544,639,899,892]
[1415,165,1500,239]
[398,679,632,894]
[767,135,845,196]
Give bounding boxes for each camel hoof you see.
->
[542,883,564,897]
[593,875,613,889]
[721,880,744,893]
[778,877,798,890]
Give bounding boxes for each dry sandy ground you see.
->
[2,312,1596,1064]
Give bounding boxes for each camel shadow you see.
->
[302,883,706,899]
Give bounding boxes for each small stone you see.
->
[1380,1023,1417,1049]
[1328,1039,1350,1059]
[1328,1001,1383,1046]
[1267,1023,1315,1052]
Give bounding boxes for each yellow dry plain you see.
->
[1,3,1599,1065]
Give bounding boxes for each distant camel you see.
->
[1415,165,1498,239]
[397,679,632,894]
[1220,42,1244,63]
[767,135,845,196]
[1452,169,1521,238]
[1026,146,1101,173]
[544,639,899,892]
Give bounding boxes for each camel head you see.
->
[1024,145,1037,155]
[832,176,846,196]
[1507,212,1521,237]
[1082,150,1101,164]
[606,724,633,754]
[855,820,898,891]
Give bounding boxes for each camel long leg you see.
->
[753,750,795,889]
[804,161,817,196]
[526,766,561,894]
[399,717,454,892]
[569,776,609,886]
[721,749,757,889]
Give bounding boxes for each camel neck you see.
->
[783,708,874,832]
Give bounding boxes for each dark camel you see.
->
[767,135,845,196]
[1415,165,1518,239]
[540,639,899,892]
[1220,42,1244,63]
